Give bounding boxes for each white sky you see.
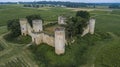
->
[0,0,120,3]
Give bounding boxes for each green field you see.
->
[0,4,120,67]
[0,4,74,26]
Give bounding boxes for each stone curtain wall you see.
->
[31,33,43,45]
[43,33,54,47]
[30,32,55,46]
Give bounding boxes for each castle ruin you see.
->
[19,16,95,55]
[19,17,66,55]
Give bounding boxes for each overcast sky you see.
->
[0,0,120,3]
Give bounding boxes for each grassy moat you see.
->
[0,4,120,67]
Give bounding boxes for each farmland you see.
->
[0,4,120,67]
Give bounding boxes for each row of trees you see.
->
[22,1,88,8]
[109,5,120,9]
[23,4,40,8]
[23,4,57,8]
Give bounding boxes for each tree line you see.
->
[109,4,120,9]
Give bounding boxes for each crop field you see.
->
[0,4,74,26]
[0,4,120,67]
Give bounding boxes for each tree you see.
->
[76,11,90,21]
[66,17,87,38]
[26,14,42,27]
[7,19,21,37]
[66,11,90,38]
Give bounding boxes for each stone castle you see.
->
[19,16,95,55]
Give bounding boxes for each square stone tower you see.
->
[58,16,66,25]
[32,20,43,32]
[55,27,65,55]
[19,18,28,36]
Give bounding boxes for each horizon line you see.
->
[0,1,120,3]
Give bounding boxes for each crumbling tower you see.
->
[81,18,96,36]
[58,16,66,25]
[81,22,90,37]
[19,18,28,36]
[32,20,43,32]
[32,20,43,45]
[55,27,65,55]
[89,19,96,34]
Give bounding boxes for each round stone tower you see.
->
[89,19,96,34]
[19,18,28,36]
[32,20,43,32]
[55,27,65,55]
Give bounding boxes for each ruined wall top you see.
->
[55,27,65,31]
[32,20,42,25]
[19,18,28,25]
[90,18,96,21]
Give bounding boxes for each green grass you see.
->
[90,10,120,35]
[95,38,120,67]
[29,32,114,67]
[95,15,120,33]
[0,57,30,67]
[0,4,120,67]
[0,5,74,26]
[0,26,8,35]
[4,35,32,44]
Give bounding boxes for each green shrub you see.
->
[4,34,32,44]
[7,19,21,37]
